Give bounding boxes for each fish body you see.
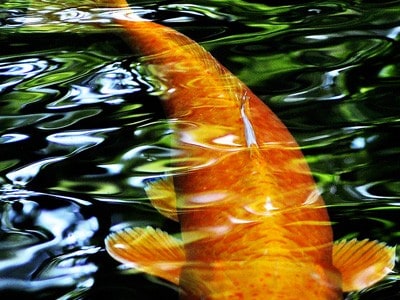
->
[101,1,395,299]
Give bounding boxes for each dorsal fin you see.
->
[240,91,258,148]
[332,239,396,292]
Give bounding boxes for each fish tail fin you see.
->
[96,0,129,8]
[332,239,396,292]
[105,226,185,285]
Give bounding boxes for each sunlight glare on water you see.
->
[1,0,399,299]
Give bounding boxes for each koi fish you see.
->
[100,1,396,299]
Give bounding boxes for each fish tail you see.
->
[96,0,146,21]
[96,0,129,9]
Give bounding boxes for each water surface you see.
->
[1,0,399,299]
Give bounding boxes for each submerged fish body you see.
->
[101,1,396,299]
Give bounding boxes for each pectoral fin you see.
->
[332,239,396,292]
[145,177,179,222]
[105,226,185,285]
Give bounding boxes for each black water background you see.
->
[0,0,399,299]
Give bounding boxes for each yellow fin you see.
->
[105,226,185,285]
[145,177,179,222]
[332,239,396,292]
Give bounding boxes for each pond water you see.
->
[1,0,399,299]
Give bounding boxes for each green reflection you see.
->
[0,1,399,299]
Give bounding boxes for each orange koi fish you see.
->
[100,1,396,299]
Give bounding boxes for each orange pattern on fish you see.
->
[99,1,396,299]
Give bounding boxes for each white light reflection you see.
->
[46,129,112,146]
[187,191,228,204]
[6,157,65,186]
[212,134,241,146]
[354,182,398,200]
[350,137,366,150]
[54,8,92,23]
[0,133,29,144]
[302,188,322,206]
[98,163,123,176]
[306,34,329,41]
[386,26,400,40]
[244,197,278,217]
[264,196,277,212]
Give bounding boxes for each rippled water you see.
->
[1,0,399,299]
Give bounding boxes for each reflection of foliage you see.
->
[0,37,170,197]
[3,0,120,33]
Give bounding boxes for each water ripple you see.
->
[0,8,27,27]
[0,133,29,144]
[0,189,99,293]
[0,1,399,298]
[0,58,49,92]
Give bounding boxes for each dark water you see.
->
[1,0,399,299]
